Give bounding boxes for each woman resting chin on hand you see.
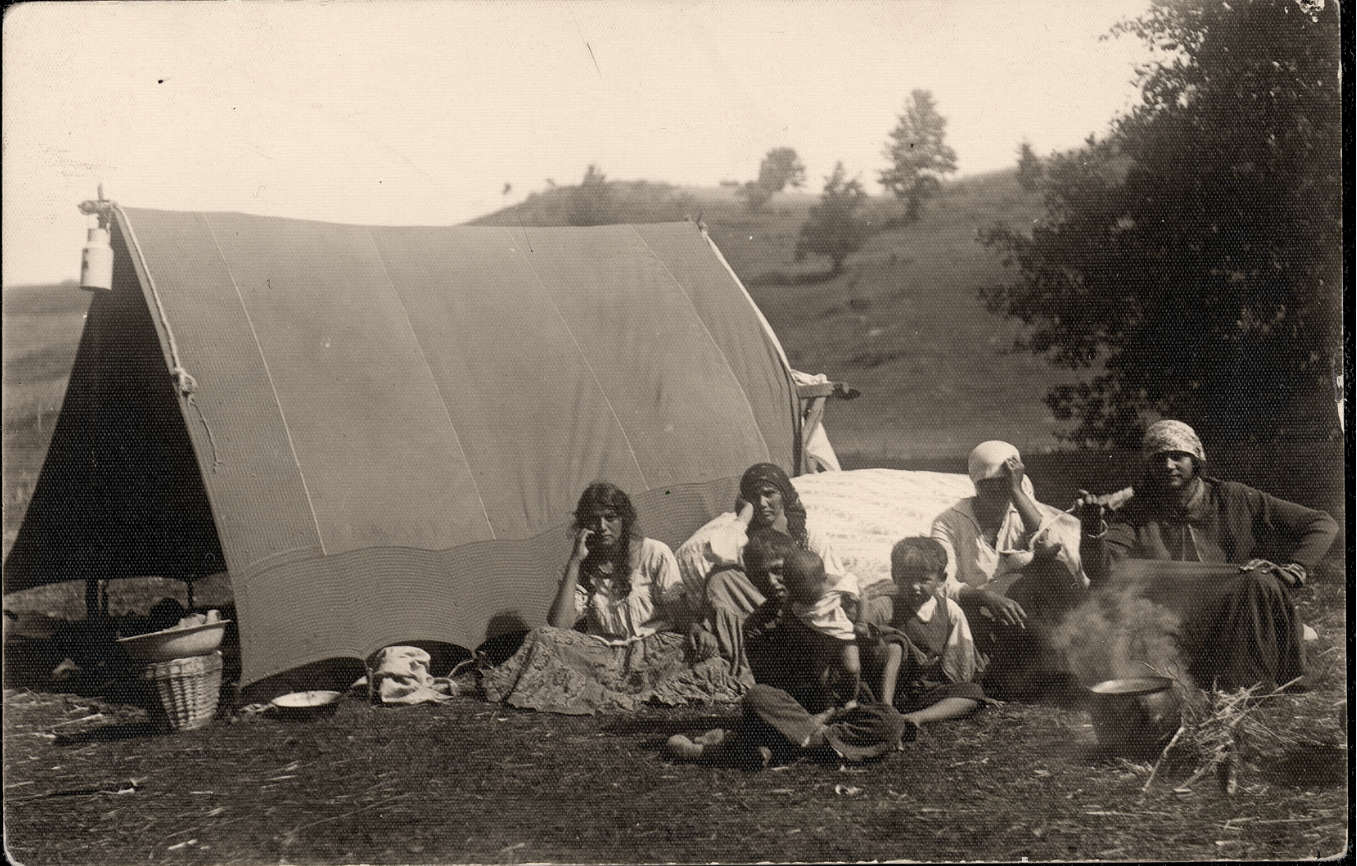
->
[481,481,745,715]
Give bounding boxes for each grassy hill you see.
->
[2,283,90,556]
[476,170,1066,459]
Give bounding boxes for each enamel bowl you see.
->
[116,620,230,663]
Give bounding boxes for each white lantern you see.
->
[80,224,114,291]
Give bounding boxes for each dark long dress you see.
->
[1081,476,1338,691]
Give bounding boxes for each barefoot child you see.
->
[668,550,902,766]
[868,537,984,735]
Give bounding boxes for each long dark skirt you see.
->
[962,558,1087,701]
[1113,561,1305,692]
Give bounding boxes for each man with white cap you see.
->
[1075,419,1338,691]
[931,440,1087,699]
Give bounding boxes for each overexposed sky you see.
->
[3,0,1156,285]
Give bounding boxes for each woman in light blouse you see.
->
[482,481,744,714]
[930,441,1086,699]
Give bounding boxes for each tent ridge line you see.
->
[627,224,774,465]
[200,211,328,554]
[364,226,497,540]
[501,225,650,491]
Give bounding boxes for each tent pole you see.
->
[85,579,99,621]
[85,579,109,623]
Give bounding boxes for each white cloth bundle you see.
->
[366,646,457,705]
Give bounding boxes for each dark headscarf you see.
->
[739,463,809,550]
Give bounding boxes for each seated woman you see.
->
[930,440,1086,699]
[1075,420,1338,692]
[676,463,861,684]
[480,482,744,714]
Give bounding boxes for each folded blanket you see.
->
[792,468,975,590]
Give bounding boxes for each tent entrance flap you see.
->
[3,223,225,595]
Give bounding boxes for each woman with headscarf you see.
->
[676,462,862,684]
[1074,420,1338,692]
[481,481,745,714]
[930,441,1086,699]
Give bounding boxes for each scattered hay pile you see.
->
[1143,679,1316,797]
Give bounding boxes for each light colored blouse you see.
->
[675,511,858,612]
[931,497,1085,601]
[573,537,685,645]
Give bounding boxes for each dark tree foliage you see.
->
[794,162,869,275]
[566,164,616,226]
[1014,141,1043,193]
[737,147,807,212]
[879,90,958,223]
[979,0,1341,447]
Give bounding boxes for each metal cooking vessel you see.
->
[1087,676,1181,756]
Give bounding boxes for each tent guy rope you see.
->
[110,201,223,473]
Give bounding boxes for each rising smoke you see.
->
[1052,567,1194,690]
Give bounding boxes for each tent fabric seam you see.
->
[364,226,497,539]
[498,226,650,490]
[701,229,793,373]
[626,224,773,463]
[200,212,327,554]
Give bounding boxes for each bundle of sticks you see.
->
[1141,677,1300,796]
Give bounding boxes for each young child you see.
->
[725,528,797,680]
[869,537,984,734]
[781,548,861,709]
[667,547,901,767]
[741,528,797,602]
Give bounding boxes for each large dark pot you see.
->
[1087,676,1181,757]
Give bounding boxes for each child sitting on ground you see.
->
[719,528,797,678]
[667,548,901,766]
[866,537,985,736]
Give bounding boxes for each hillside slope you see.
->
[476,169,1063,458]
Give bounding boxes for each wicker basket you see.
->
[140,652,223,731]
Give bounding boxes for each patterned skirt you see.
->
[481,626,746,715]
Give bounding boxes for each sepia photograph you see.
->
[2,1,1345,863]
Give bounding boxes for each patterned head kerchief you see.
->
[1141,420,1206,462]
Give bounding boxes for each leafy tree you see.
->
[879,90,958,222]
[566,164,616,226]
[1014,141,1043,192]
[736,147,807,212]
[979,0,1341,447]
[794,162,869,275]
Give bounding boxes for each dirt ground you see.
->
[2,570,1347,865]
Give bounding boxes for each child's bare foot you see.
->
[666,734,705,760]
[756,745,774,768]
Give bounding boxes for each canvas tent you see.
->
[4,208,838,686]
